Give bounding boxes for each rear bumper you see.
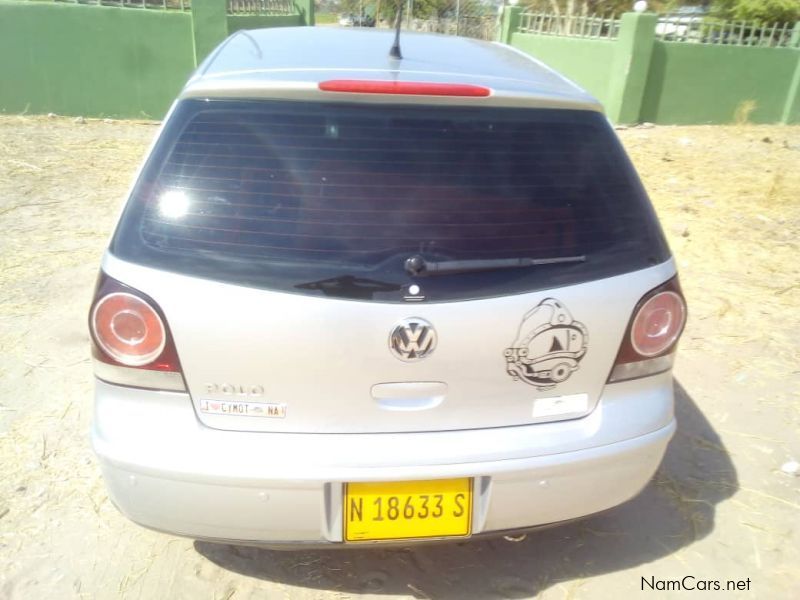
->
[91,374,676,545]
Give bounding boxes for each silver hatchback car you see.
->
[90,27,686,546]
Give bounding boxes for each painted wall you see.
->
[505,9,800,125]
[509,34,616,107]
[0,0,313,119]
[641,42,799,124]
[0,2,195,119]
[1,1,795,125]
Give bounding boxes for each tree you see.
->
[520,1,674,16]
[334,0,422,23]
[712,0,800,23]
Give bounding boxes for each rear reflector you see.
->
[318,80,491,97]
[91,358,186,392]
[608,354,675,384]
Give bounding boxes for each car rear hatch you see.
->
[108,98,671,434]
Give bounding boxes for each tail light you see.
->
[608,277,687,383]
[92,293,165,366]
[89,272,186,391]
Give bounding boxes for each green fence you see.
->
[2,1,797,124]
[0,0,312,119]
[502,8,800,125]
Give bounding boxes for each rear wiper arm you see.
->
[404,255,586,276]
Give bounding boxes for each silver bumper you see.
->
[91,375,676,544]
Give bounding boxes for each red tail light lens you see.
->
[92,293,166,367]
[608,277,687,383]
[631,291,686,357]
[318,80,492,97]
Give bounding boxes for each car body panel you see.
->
[92,373,675,543]
[182,28,601,112]
[101,252,676,434]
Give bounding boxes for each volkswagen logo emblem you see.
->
[389,318,437,362]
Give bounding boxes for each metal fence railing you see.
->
[327,0,501,42]
[47,0,301,14]
[518,12,621,39]
[51,0,190,9]
[227,0,296,15]
[656,15,797,47]
[402,15,498,40]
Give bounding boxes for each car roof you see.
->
[183,27,602,112]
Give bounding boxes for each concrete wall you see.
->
[3,1,795,125]
[503,8,800,125]
[508,35,616,107]
[0,2,195,119]
[0,0,313,119]
[641,42,800,124]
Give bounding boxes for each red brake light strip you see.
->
[318,80,491,97]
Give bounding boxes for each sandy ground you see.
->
[0,116,798,599]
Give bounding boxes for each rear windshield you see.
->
[111,99,669,302]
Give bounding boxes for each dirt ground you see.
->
[0,116,798,599]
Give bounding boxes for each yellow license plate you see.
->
[344,478,472,542]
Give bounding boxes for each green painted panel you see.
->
[193,0,230,65]
[641,41,798,124]
[227,15,305,35]
[605,12,657,125]
[294,0,315,26]
[784,58,800,124]
[0,2,195,119]
[509,32,616,107]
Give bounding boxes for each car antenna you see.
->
[389,2,404,60]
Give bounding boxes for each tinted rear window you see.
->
[112,99,669,302]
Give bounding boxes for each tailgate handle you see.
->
[370,382,447,412]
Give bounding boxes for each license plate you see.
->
[344,478,472,542]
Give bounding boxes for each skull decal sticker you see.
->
[504,298,588,390]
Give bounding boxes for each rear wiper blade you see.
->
[404,255,586,276]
